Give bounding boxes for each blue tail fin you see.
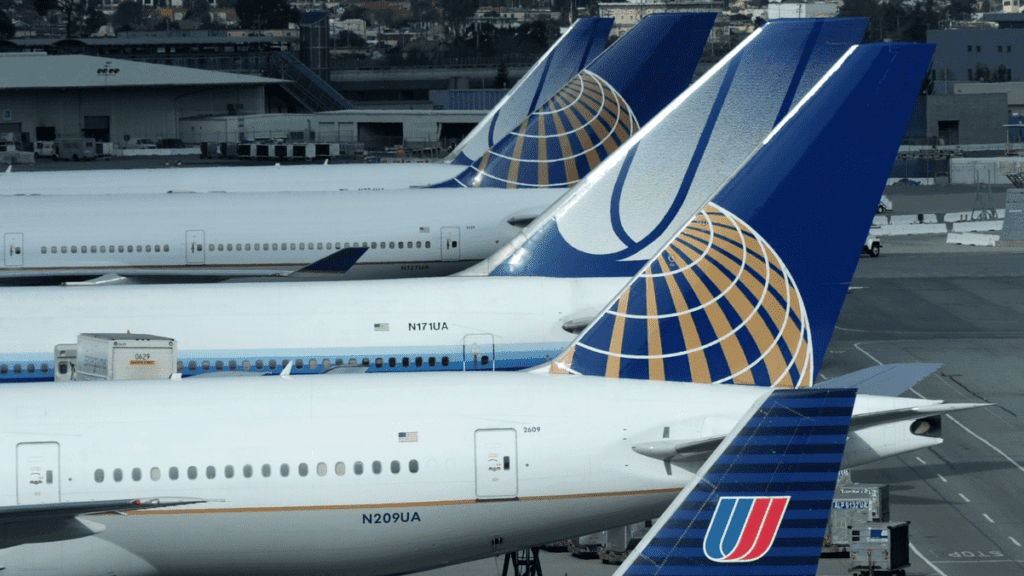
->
[434,13,716,187]
[548,43,934,387]
[444,18,613,166]
[463,18,867,277]
[615,388,855,576]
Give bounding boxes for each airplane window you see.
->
[127,245,134,253]
[99,246,105,253]
[298,463,308,477]
[346,359,356,366]
[425,241,431,248]
[208,244,214,251]
[272,243,278,250]
[335,243,341,249]
[229,360,237,370]
[354,462,363,475]
[41,246,47,254]
[335,462,346,476]
[41,364,48,374]
[402,358,409,368]
[71,246,78,254]
[90,246,96,253]
[113,468,123,482]
[196,244,202,252]
[164,245,169,252]
[362,242,368,248]
[151,467,160,481]
[27,364,34,374]
[263,244,269,250]
[201,361,210,371]
[344,242,350,248]
[136,245,142,253]
[317,462,327,476]
[391,460,400,474]
[398,242,404,249]
[61,246,67,254]
[176,361,183,373]
[0,365,7,375]
[415,357,423,367]
[389,242,395,249]
[81,245,87,253]
[371,242,377,249]
[254,244,260,251]
[52,246,58,253]
[119,246,124,253]
[206,466,216,479]
[215,361,224,371]
[372,461,382,475]
[299,243,305,250]
[269,359,277,370]
[441,357,449,367]
[145,245,151,253]
[255,360,264,370]
[169,467,179,480]
[290,243,296,250]
[417,242,422,248]
[362,358,370,367]
[225,465,234,479]
[13,364,20,375]
[235,244,241,251]
[226,244,232,252]
[243,465,253,478]
[280,464,290,477]
[389,358,396,368]
[317,243,323,250]
[245,244,251,251]
[94,469,104,483]
[154,245,160,253]
[482,356,489,366]
[309,359,318,371]
[429,357,436,367]
[218,244,224,251]
[261,464,271,477]
[187,466,197,480]
[295,359,304,369]
[409,460,419,474]
[242,360,251,371]
[375,358,383,368]
[325,358,332,368]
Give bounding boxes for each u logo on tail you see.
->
[703,496,790,562]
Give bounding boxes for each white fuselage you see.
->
[0,188,565,281]
[0,374,935,576]
[0,276,624,382]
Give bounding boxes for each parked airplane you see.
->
[0,332,983,575]
[0,18,614,196]
[0,14,716,284]
[0,39,932,384]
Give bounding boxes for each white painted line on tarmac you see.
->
[854,343,1024,475]
[911,542,950,576]
[984,513,994,523]
[959,493,971,502]
[937,473,948,483]
[917,456,927,464]
[1011,537,1021,547]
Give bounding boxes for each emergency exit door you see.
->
[186,230,205,265]
[17,442,60,504]
[441,227,460,261]
[475,429,517,500]
[4,233,23,267]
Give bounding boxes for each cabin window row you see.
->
[0,363,49,376]
[175,356,452,372]
[41,245,171,254]
[93,459,420,483]
[205,241,431,252]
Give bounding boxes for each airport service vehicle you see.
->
[33,141,55,158]
[0,40,932,387]
[54,137,95,161]
[864,234,882,257]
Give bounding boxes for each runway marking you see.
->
[1011,537,1021,547]
[854,343,1024,475]
[937,473,948,483]
[959,492,971,502]
[916,456,927,464]
[911,542,950,576]
[984,513,994,523]
[934,559,1020,564]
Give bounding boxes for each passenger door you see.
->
[475,429,517,500]
[17,442,60,504]
[186,230,205,265]
[441,227,460,261]
[463,334,495,371]
[4,233,23,267]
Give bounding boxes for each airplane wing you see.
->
[614,388,856,576]
[815,363,943,396]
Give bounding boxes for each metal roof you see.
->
[0,53,287,89]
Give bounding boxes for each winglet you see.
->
[615,388,856,576]
[296,246,368,274]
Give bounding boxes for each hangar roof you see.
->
[0,54,287,90]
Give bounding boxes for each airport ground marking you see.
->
[854,343,1024,475]
[959,493,971,503]
[937,473,948,483]
[1011,537,1021,547]
[910,542,950,576]
[917,456,927,464]
[984,513,994,523]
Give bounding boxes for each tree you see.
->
[34,0,99,37]
[184,0,211,27]
[495,59,508,88]
[0,9,15,39]
[235,0,298,30]
[111,0,144,31]
[439,0,476,40]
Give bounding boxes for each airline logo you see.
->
[703,496,790,562]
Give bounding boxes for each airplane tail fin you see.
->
[444,18,613,166]
[434,13,716,188]
[615,388,856,576]
[546,43,934,387]
[462,17,868,277]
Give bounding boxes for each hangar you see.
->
[0,52,286,144]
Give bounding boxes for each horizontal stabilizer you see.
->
[296,246,369,274]
[815,363,942,396]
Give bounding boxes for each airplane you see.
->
[0,14,718,285]
[0,300,984,574]
[0,37,930,387]
[0,18,615,196]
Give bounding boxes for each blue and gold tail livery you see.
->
[436,13,716,188]
[444,18,613,167]
[469,18,867,277]
[614,388,855,576]
[548,43,934,387]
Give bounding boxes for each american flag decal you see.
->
[399,432,418,442]
[374,323,389,332]
[419,226,430,233]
